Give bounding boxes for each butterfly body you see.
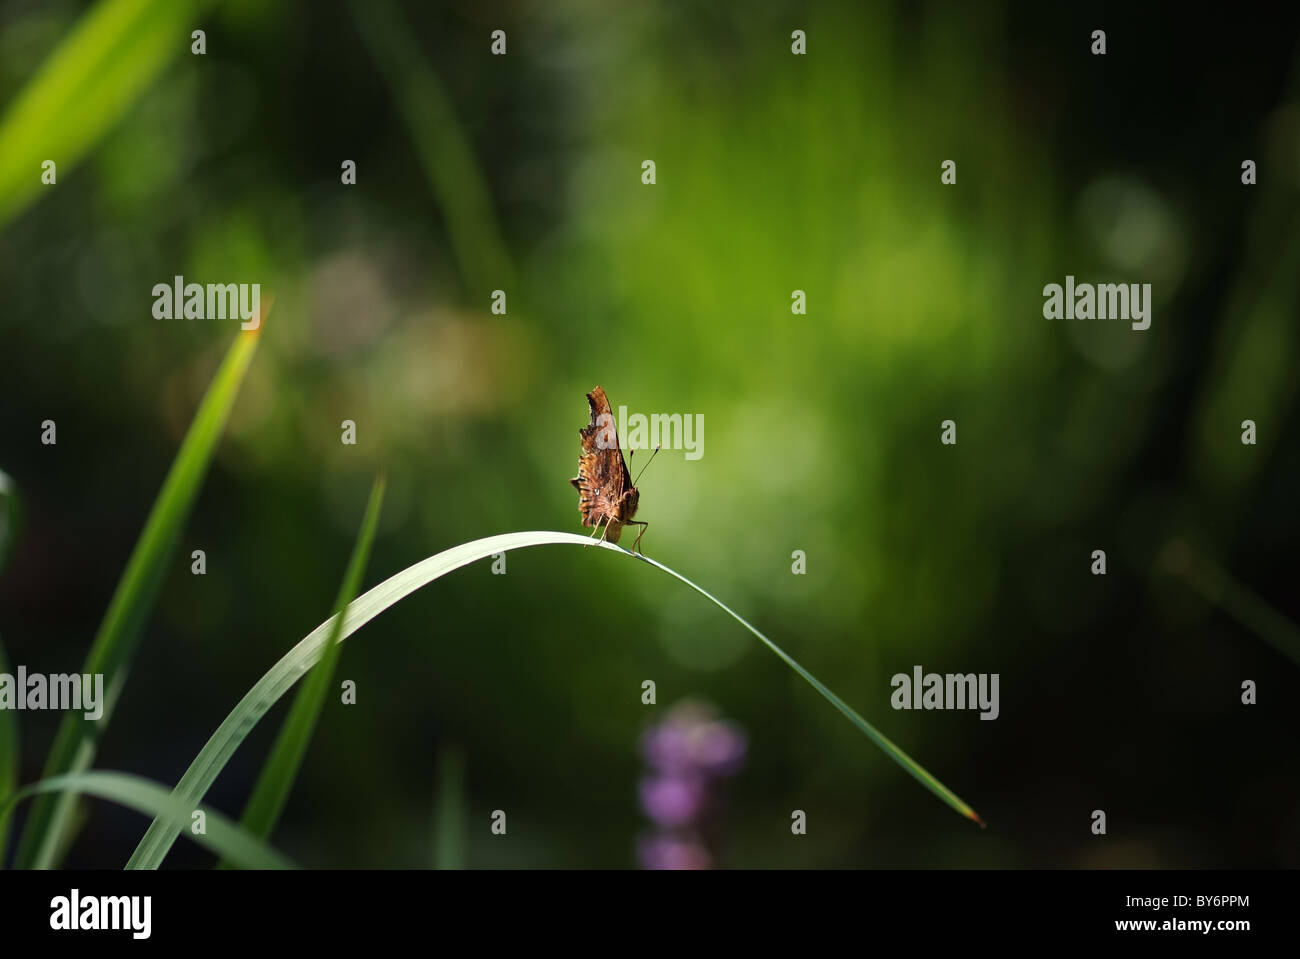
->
[571,386,648,551]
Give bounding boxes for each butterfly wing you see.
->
[571,386,632,541]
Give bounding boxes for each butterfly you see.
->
[570,386,656,553]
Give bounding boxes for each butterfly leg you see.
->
[586,515,607,544]
[628,520,649,555]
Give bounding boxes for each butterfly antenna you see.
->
[632,445,661,486]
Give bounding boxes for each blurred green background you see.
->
[1,0,1299,867]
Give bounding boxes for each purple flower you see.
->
[694,720,747,777]
[639,774,707,827]
[640,721,695,774]
[640,702,748,778]
[636,700,748,869]
[637,834,712,870]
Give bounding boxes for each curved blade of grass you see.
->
[220,473,386,866]
[15,327,263,869]
[0,0,214,231]
[629,549,985,827]
[2,772,294,870]
[130,532,981,869]
[0,637,17,866]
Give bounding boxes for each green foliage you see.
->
[130,531,978,869]
[0,638,17,865]
[224,473,387,864]
[0,0,213,229]
[348,0,513,294]
[3,771,294,869]
[0,469,18,576]
[2,0,1295,868]
[14,329,261,869]
[433,746,466,870]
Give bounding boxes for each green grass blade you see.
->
[0,637,17,866]
[348,0,514,294]
[129,531,981,869]
[433,746,466,870]
[1,473,23,865]
[0,0,213,231]
[14,328,263,869]
[1161,538,1300,667]
[630,550,986,827]
[2,772,295,870]
[0,468,19,576]
[220,473,386,866]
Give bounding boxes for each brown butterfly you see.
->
[570,386,656,553]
